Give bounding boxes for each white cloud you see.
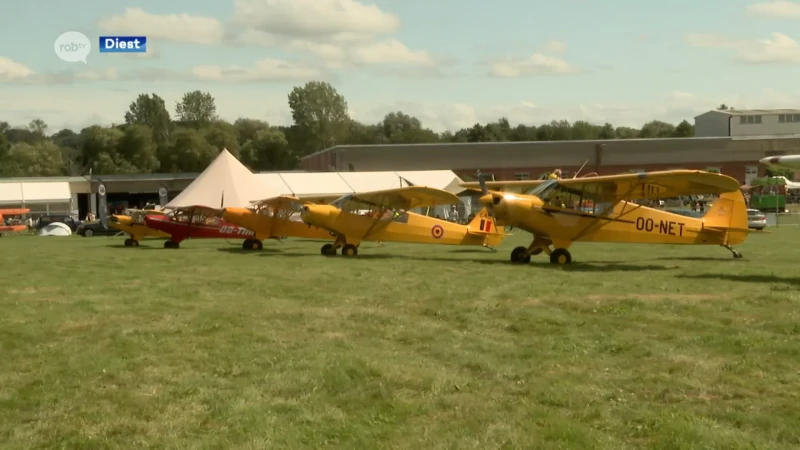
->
[489,54,581,77]
[97,8,225,45]
[685,32,800,64]
[230,0,400,39]
[747,1,800,18]
[0,55,317,84]
[541,40,567,54]
[0,57,35,81]
[0,57,119,84]
[190,58,324,82]
[94,3,441,72]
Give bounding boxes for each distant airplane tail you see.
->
[702,191,750,244]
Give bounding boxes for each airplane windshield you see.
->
[528,180,559,199]
[329,194,352,209]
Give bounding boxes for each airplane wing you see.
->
[250,195,304,207]
[460,180,546,193]
[463,170,740,200]
[0,208,31,215]
[349,186,460,210]
[553,170,742,201]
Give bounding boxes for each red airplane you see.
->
[143,205,258,249]
[0,208,30,236]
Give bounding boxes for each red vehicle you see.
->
[144,206,256,249]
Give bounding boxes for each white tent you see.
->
[166,149,278,208]
[38,222,71,236]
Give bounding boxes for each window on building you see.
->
[794,114,800,122]
[755,115,762,123]
[779,114,786,123]
[740,116,747,124]
[514,173,530,180]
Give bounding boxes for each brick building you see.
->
[300,135,800,184]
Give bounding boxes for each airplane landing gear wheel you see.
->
[341,244,358,256]
[130,239,139,247]
[164,240,179,249]
[321,243,337,256]
[510,246,531,264]
[549,248,572,265]
[243,239,262,250]
[124,238,132,247]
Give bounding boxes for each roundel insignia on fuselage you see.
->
[431,224,444,239]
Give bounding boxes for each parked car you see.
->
[747,208,767,230]
[35,215,81,232]
[76,221,119,237]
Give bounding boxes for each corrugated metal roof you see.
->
[705,109,800,116]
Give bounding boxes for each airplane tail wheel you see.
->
[164,240,179,249]
[321,243,336,256]
[510,246,530,264]
[242,239,253,250]
[253,240,263,250]
[342,244,358,257]
[131,239,139,247]
[124,238,132,247]
[549,248,572,265]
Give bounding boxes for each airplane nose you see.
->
[479,194,494,206]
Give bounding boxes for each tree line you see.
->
[0,81,699,178]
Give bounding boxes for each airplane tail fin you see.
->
[467,208,509,245]
[701,191,751,244]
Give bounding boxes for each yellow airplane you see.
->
[192,196,339,249]
[299,186,506,256]
[460,170,750,264]
[109,209,171,247]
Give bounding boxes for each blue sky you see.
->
[1,0,799,132]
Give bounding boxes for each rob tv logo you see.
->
[99,36,147,53]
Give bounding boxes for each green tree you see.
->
[287,81,350,155]
[118,124,160,172]
[240,128,297,171]
[1,141,65,176]
[160,128,217,172]
[639,120,675,138]
[204,120,240,157]
[672,120,695,137]
[124,93,172,142]
[175,90,218,125]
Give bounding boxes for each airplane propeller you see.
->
[476,170,499,219]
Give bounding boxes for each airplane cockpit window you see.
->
[330,194,351,210]
[391,212,409,223]
[529,180,558,200]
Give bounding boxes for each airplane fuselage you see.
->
[109,214,171,241]
[491,193,748,250]
[221,207,335,242]
[301,205,503,247]
[144,215,255,243]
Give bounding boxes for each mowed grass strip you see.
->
[0,228,799,448]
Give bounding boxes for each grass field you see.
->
[1,229,799,449]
